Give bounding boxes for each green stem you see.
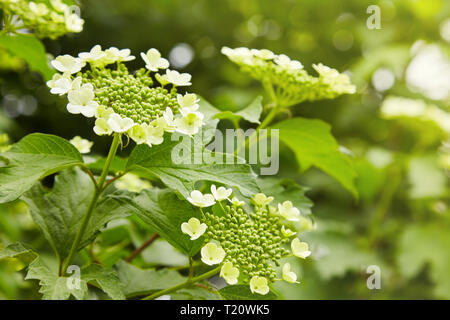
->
[61,134,121,275]
[235,106,279,156]
[188,256,194,279]
[142,266,221,300]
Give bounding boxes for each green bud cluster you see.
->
[240,61,354,107]
[80,64,179,124]
[203,204,290,282]
[222,48,356,109]
[0,0,84,39]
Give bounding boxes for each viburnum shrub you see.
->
[0,42,356,300]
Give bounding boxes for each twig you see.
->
[125,233,160,262]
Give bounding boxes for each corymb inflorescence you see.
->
[181,185,314,295]
[0,0,84,39]
[221,47,356,108]
[47,45,204,147]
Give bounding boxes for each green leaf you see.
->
[219,285,279,300]
[0,133,84,203]
[271,117,357,197]
[0,34,55,80]
[0,242,38,267]
[21,168,131,261]
[87,156,127,175]
[214,96,263,124]
[397,222,450,299]
[82,264,125,300]
[126,188,203,255]
[25,257,88,300]
[140,239,188,266]
[198,97,220,145]
[171,286,221,300]
[257,177,313,214]
[114,260,186,298]
[126,137,259,199]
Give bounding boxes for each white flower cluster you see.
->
[47,46,204,147]
[181,187,313,295]
[0,0,84,39]
[221,47,356,107]
[381,96,450,134]
[222,47,303,74]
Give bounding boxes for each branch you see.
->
[125,233,160,263]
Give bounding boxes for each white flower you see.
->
[161,107,177,132]
[95,105,114,120]
[51,0,69,12]
[291,238,311,259]
[313,63,336,77]
[221,47,253,64]
[174,112,203,136]
[145,123,165,146]
[230,197,244,207]
[220,262,239,285]
[51,55,85,74]
[70,136,93,154]
[281,225,297,237]
[29,2,49,16]
[282,263,299,284]
[298,216,315,231]
[201,242,226,265]
[65,13,84,33]
[177,93,199,112]
[93,118,112,136]
[140,48,169,72]
[128,124,148,144]
[115,173,151,193]
[274,54,303,71]
[252,49,275,60]
[47,75,82,96]
[249,276,269,295]
[211,184,232,201]
[67,83,98,117]
[187,190,215,208]
[313,63,356,94]
[79,45,106,64]
[252,193,274,206]
[105,47,135,63]
[165,69,192,86]
[181,217,207,240]
[278,201,300,221]
[46,74,72,95]
[107,113,135,133]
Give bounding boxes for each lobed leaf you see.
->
[114,260,186,298]
[0,34,55,80]
[0,133,84,203]
[21,168,132,261]
[271,117,357,197]
[125,188,203,255]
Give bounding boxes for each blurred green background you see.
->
[1,0,449,299]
